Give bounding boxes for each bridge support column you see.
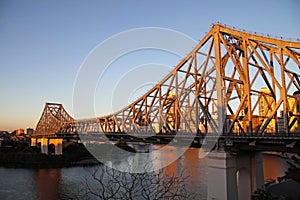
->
[53,138,63,155]
[251,153,264,191]
[41,138,48,155]
[236,154,251,200]
[236,152,264,200]
[31,138,37,146]
[207,151,238,200]
[207,151,265,200]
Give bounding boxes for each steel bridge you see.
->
[32,24,300,200]
[34,24,300,138]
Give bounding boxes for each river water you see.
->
[0,146,290,200]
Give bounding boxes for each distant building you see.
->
[164,92,180,132]
[15,129,25,135]
[277,91,300,133]
[232,115,261,134]
[185,104,197,133]
[258,87,276,133]
[287,91,300,132]
[26,128,34,135]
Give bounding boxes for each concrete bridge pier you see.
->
[207,152,238,200]
[207,151,264,200]
[237,152,264,199]
[30,138,63,155]
[53,138,63,155]
[30,138,37,147]
[41,138,48,154]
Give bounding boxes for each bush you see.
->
[85,165,193,200]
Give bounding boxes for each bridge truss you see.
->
[35,103,75,135]
[35,24,300,136]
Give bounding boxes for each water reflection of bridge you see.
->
[32,24,300,200]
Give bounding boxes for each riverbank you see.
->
[0,142,100,168]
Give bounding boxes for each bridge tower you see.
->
[32,103,76,155]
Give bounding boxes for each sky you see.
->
[0,0,299,131]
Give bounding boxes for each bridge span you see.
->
[32,24,300,200]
